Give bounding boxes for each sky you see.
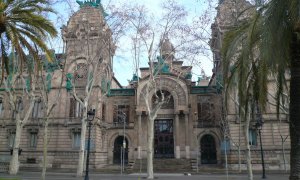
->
[50,0,218,86]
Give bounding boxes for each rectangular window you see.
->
[73,132,81,149]
[249,129,257,146]
[69,98,83,118]
[113,105,129,124]
[32,99,42,118]
[13,98,23,119]
[75,101,83,118]
[102,104,106,121]
[197,102,211,120]
[8,132,15,148]
[69,98,75,117]
[30,133,38,148]
[0,98,3,117]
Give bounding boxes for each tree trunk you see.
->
[77,114,87,177]
[147,118,154,179]
[9,119,22,175]
[238,113,242,172]
[8,90,35,175]
[289,34,300,180]
[245,140,253,180]
[244,120,253,180]
[281,137,287,172]
[224,137,229,180]
[41,120,49,180]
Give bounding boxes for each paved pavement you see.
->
[0,172,290,180]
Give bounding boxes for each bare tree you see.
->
[49,1,214,178]
[52,1,133,175]
[116,0,214,178]
[267,92,290,172]
[68,55,111,177]
[35,56,65,180]
[5,65,37,175]
[219,95,229,180]
[62,21,114,176]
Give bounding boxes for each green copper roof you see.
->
[76,0,108,17]
[191,86,218,94]
[131,74,138,82]
[185,71,192,80]
[109,89,135,97]
[154,56,170,75]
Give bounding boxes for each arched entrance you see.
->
[152,90,175,158]
[113,136,128,164]
[200,134,217,164]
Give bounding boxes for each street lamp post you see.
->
[120,111,126,175]
[255,121,266,179]
[84,109,95,180]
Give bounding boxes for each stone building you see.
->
[210,0,290,171]
[0,0,290,173]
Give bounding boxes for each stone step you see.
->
[132,159,192,173]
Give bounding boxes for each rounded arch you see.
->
[67,58,88,73]
[197,130,221,165]
[200,134,217,164]
[137,76,188,110]
[109,132,133,149]
[113,136,129,164]
[152,90,174,109]
[197,130,221,144]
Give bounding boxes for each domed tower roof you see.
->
[160,38,175,61]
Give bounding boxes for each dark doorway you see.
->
[200,134,217,164]
[154,119,174,158]
[113,136,128,164]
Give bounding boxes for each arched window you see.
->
[152,90,174,109]
[113,136,128,164]
[200,134,217,164]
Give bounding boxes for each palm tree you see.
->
[222,0,300,179]
[0,0,57,78]
[222,9,263,180]
[0,0,57,175]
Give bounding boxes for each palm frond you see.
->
[0,0,57,79]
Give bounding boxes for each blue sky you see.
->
[51,0,218,86]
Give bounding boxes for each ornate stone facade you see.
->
[0,1,290,173]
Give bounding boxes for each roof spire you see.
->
[159,37,175,63]
[76,0,108,17]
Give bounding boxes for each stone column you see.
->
[137,114,142,159]
[175,113,180,159]
[185,113,190,159]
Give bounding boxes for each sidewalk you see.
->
[0,171,290,180]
